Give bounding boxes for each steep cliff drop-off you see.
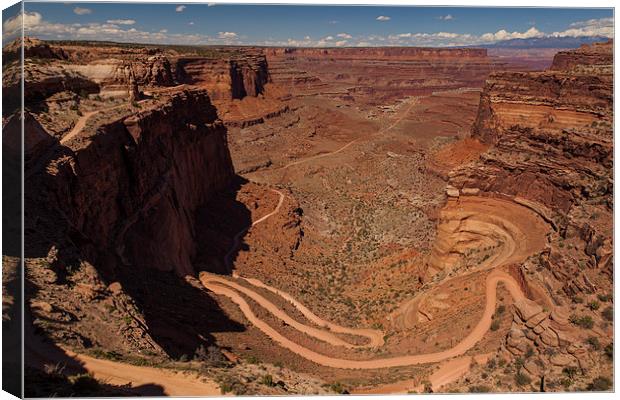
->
[428,41,613,392]
[40,88,234,276]
[450,40,612,223]
[19,83,249,392]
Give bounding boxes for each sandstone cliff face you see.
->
[2,36,68,64]
[447,42,612,292]
[549,40,613,71]
[229,55,269,98]
[175,53,270,100]
[451,43,612,216]
[37,89,234,276]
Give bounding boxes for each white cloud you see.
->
[376,16,391,21]
[328,20,339,24]
[207,2,217,6]
[176,5,186,12]
[4,11,42,37]
[107,19,136,25]
[438,14,454,21]
[73,7,92,15]
[188,21,194,25]
[11,11,613,49]
[480,27,544,42]
[218,31,238,39]
[552,17,613,38]
[15,10,210,45]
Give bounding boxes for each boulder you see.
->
[108,282,123,295]
[550,353,573,366]
[540,329,560,347]
[461,187,480,196]
[525,329,538,341]
[525,312,548,328]
[523,360,542,376]
[446,186,460,198]
[550,307,570,326]
[514,299,544,322]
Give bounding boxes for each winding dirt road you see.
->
[61,110,100,144]
[65,351,222,396]
[224,188,286,268]
[203,274,379,349]
[201,269,524,369]
[239,276,384,347]
[271,96,420,171]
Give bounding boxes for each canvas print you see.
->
[2,2,614,397]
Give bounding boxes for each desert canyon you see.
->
[2,36,614,395]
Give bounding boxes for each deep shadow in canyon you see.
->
[14,117,252,364]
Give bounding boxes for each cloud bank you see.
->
[3,11,613,48]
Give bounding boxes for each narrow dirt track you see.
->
[201,269,524,369]
[238,276,384,347]
[61,110,100,144]
[224,188,285,268]
[203,274,377,349]
[65,351,222,396]
[275,96,420,170]
[25,309,222,396]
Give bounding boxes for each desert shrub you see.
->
[514,357,524,370]
[586,376,612,391]
[597,293,612,302]
[91,349,123,361]
[486,358,496,370]
[194,344,226,366]
[524,346,535,358]
[604,343,613,359]
[587,336,601,350]
[587,301,600,311]
[515,372,532,386]
[490,319,501,331]
[602,306,613,321]
[70,373,102,395]
[219,376,246,395]
[570,314,594,329]
[260,375,275,387]
[245,355,260,364]
[496,305,506,315]
[328,382,349,394]
[573,296,584,304]
[560,378,573,389]
[468,385,491,393]
[562,366,579,380]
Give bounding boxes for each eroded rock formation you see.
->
[28,89,234,276]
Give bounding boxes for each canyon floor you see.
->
[4,38,614,395]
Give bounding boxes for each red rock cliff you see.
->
[263,47,487,59]
[451,42,612,216]
[34,89,235,276]
[550,39,613,71]
[175,53,270,99]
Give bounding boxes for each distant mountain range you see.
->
[482,36,609,49]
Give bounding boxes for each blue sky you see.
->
[3,3,614,46]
